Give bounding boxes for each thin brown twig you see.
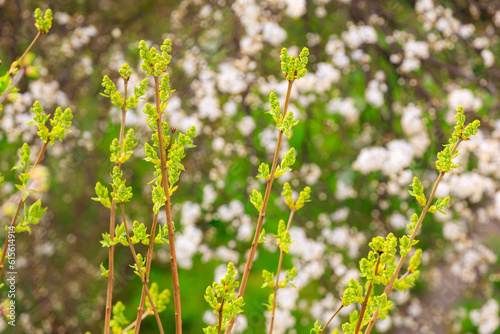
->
[154,75,182,334]
[120,203,164,334]
[269,209,295,334]
[363,140,462,334]
[319,304,344,334]
[0,31,43,105]
[104,79,128,334]
[121,310,152,334]
[225,79,295,334]
[0,140,48,279]
[354,255,381,334]
[218,295,225,334]
[135,127,175,333]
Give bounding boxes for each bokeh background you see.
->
[0,0,499,333]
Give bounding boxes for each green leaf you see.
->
[280,47,309,80]
[276,111,299,139]
[408,177,426,206]
[250,189,263,212]
[100,263,109,278]
[34,8,53,34]
[256,163,270,180]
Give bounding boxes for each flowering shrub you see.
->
[0,1,499,334]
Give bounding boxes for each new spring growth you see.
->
[29,101,73,145]
[359,234,397,285]
[110,167,133,203]
[34,8,52,34]
[274,220,293,253]
[280,47,309,80]
[204,262,244,334]
[436,105,480,173]
[130,253,146,277]
[281,182,311,211]
[145,125,197,207]
[13,200,46,234]
[12,143,33,201]
[110,129,137,164]
[266,92,300,139]
[0,173,4,187]
[274,148,296,178]
[101,64,148,110]
[107,284,170,332]
[139,39,173,77]
[99,217,168,247]
[252,149,298,210]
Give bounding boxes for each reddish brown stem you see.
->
[354,255,381,334]
[154,75,182,334]
[0,140,48,279]
[120,203,164,334]
[364,140,462,334]
[225,79,295,334]
[319,304,344,334]
[269,209,295,334]
[218,296,225,334]
[104,80,128,334]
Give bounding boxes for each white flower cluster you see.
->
[400,103,430,157]
[353,140,414,176]
[327,98,359,124]
[470,299,500,334]
[365,71,387,107]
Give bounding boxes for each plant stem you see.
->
[120,203,164,334]
[135,129,175,333]
[0,140,48,279]
[225,79,295,334]
[0,31,42,105]
[154,75,182,334]
[121,311,152,334]
[354,255,381,334]
[363,139,462,334]
[218,296,225,334]
[134,213,158,334]
[9,31,42,76]
[104,80,128,334]
[269,209,295,334]
[319,304,344,334]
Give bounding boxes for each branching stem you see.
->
[319,304,344,334]
[135,127,175,333]
[0,31,42,105]
[120,203,164,334]
[0,139,48,279]
[154,75,182,334]
[225,79,295,334]
[104,79,128,334]
[354,255,381,334]
[268,209,295,334]
[363,139,462,334]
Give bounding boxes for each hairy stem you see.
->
[363,139,462,334]
[269,209,295,334]
[120,203,164,334]
[154,75,182,334]
[0,139,48,279]
[225,79,295,334]
[319,304,344,334]
[104,79,128,334]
